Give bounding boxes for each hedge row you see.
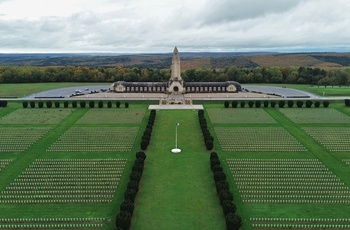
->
[0,101,8,107]
[141,110,156,151]
[210,152,242,230]
[224,100,330,108]
[198,110,213,150]
[115,151,146,230]
[22,101,129,108]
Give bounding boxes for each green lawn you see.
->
[1,99,350,229]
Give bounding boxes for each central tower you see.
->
[168,47,184,94]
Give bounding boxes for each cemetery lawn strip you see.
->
[132,110,225,230]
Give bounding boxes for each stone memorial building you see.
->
[110,47,241,95]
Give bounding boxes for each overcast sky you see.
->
[0,0,349,53]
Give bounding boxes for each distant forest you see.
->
[0,65,349,86]
[1,52,350,86]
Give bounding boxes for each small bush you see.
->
[136,151,146,160]
[210,152,218,161]
[214,171,226,183]
[38,101,44,108]
[263,101,269,108]
[116,101,121,108]
[0,101,8,107]
[314,101,320,108]
[270,101,276,108]
[120,199,135,215]
[225,213,242,230]
[222,200,237,216]
[231,101,238,108]
[287,100,294,108]
[345,99,350,107]
[216,181,229,194]
[116,211,132,230]
[80,101,86,108]
[141,140,148,150]
[255,101,261,108]
[30,101,35,108]
[210,158,220,170]
[205,139,213,150]
[107,101,112,108]
[306,100,313,108]
[219,189,233,204]
[46,101,52,108]
[63,101,69,108]
[278,100,285,108]
[89,101,95,108]
[323,101,330,108]
[224,101,229,108]
[72,101,77,108]
[98,101,103,108]
[129,171,141,183]
[125,102,129,108]
[198,110,204,117]
[54,101,60,108]
[127,180,139,193]
[248,101,254,108]
[296,101,303,108]
[240,101,245,108]
[212,165,223,173]
[22,101,28,108]
[124,189,137,202]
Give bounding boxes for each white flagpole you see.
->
[175,123,178,149]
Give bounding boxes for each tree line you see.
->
[0,65,349,86]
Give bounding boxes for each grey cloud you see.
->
[200,0,304,24]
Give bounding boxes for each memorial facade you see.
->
[110,47,241,94]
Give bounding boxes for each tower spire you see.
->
[170,46,182,81]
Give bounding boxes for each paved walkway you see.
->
[149,105,204,110]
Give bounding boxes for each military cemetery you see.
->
[0,48,350,230]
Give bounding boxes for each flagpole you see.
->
[171,122,181,153]
[175,123,178,149]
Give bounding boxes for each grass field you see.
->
[1,97,350,229]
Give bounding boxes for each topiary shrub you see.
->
[116,211,131,230]
[127,180,139,193]
[38,101,44,108]
[54,101,60,108]
[210,158,220,170]
[136,151,146,160]
[120,199,135,215]
[323,101,330,108]
[222,200,237,216]
[287,100,294,108]
[205,139,213,150]
[314,101,320,108]
[89,101,95,108]
[129,171,141,183]
[80,101,86,108]
[140,140,148,150]
[22,101,28,108]
[116,101,121,108]
[278,100,285,108]
[212,165,223,173]
[345,99,350,107]
[240,101,245,108]
[225,213,242,230]
[124,189,137,202]
[306,100,312,108]
[263,101,269,108]
[210,152,218,161]
[248,101,254,108]
[125,102,129,108]
[270,101,276,108]
[296,101,303,108]
[214,171,226,183]
[231,101,238,108]
[198,110,204,117]
[30,101,35,108]
[107,101,112,108]
[63,101,69,108]
[98,101,103,108]
[255,101,261,108]
[132,163,144,175]
[216,181,229,194]
[224,101,229,108]
[219,189,233,204]
[46,101,52,108]
[72,101,77,108]
[0,101,8,107]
